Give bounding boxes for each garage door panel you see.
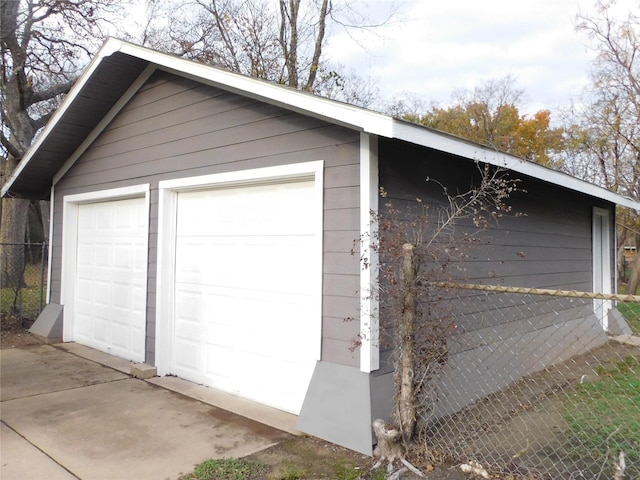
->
[179,286,313,330]
[94,280,111,306]
[220,352,314,413]
[175,258,314,294]
[132,285,146,312]
[175,236,314,283]
[76,244,94,268]
[172,180,319,413]
[111,324,130,348]
[174,286,204,321]
[237,331,308,361]
[111,283,131,309]
[75,311,93,338]
[114,245,136,269]
[177,185,315,236]
[76,277,93,301]
[92,316,109,343]
[175,321,202,343]
[173,339,201,375]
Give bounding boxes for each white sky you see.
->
[324,0,638,115]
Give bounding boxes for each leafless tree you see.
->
[127,0,393,105]
[357,164,520,450]
[575,0,640,294]
[1,0,127,295]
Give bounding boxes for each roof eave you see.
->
[116,40,395,137]
[1,38,394,199]
[0,39,126,199]
[392,120,640,211]
[3,38,638,212]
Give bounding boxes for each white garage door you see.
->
[74,198,147,362]
[172,180,319,414]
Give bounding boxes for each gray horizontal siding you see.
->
[374,137,614,415]
[378,139,607,293]
[51,69,361,367]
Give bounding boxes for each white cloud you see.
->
[325,0,637,115]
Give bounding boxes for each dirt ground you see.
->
[242,435,470,479]
[0,314,43,349]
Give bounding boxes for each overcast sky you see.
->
[325,0,637,115]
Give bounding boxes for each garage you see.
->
[72,197,148,362]
[170,179,321,414]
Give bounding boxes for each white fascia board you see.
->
[0,39,124,198]
[393,121,640,211]
[114,40,395,137]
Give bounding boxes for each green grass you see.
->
[333,462,386,480]
[1,286,43,314]
[1,263,46,318]
[276,464,307,480]
[617,301,640,335]
[563,355,640,476]
[178,458,268,480]
[333,461,363,480]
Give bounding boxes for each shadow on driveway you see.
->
[1,344,291,480]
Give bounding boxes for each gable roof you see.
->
[2,37,639,211]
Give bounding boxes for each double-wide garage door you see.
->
[171,180,319,414]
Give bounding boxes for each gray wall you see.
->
[371,138,613,420]
[51,70,362,366]
[378,140,613,291]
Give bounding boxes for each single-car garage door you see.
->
[73,198,147,362]
[172,180,320,414]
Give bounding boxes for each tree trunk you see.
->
[397,243,417,444]
[372,419,403,465]
[617,242,627,281]
[39,200,51,243]
[626,252,640,295]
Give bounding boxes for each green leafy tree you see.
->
[392,76,565,167]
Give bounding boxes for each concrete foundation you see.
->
[296,361,374,455]
[131,363,157,379]
[28,303,63,343]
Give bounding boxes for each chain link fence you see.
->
[1,242,49,326]
[412,283,640,479]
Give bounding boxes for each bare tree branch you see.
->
[0,129,22,160]
[304,0,329,91]
[29,77,75,106]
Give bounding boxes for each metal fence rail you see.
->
[0,242,48,324]
[415,283,640,479]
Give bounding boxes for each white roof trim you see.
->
[392,121,640,211]
[3,37,639,211]
[0,41,119,197]
[114,39,394,137]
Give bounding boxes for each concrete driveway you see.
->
[1,343,295,480]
